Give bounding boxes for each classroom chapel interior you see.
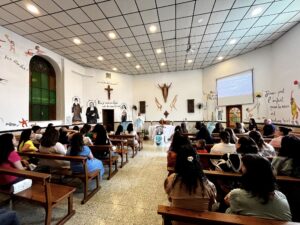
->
[1,0,300,225]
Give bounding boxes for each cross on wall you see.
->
[105,85,113,100]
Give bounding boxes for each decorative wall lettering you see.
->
[4,55,28,71]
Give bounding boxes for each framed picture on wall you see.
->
[187,99,194,113]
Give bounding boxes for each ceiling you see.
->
[0,0,299,75]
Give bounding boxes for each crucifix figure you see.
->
[105,85,113,100]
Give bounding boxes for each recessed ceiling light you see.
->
[229,39,237,45]
[136,65,141,69]
[73,38,81,45]
[125,53,131,58]
[26,4,39,15]
[108,32,116,39]
[149,25,157,33]
[187,59,193,64]
[217,56,224,60]
[112,67,117,71]
[97,56,104,61]
[197,18,203,23]
[156,48,162,54]
[160,62,166,66]
[251,7,263,17]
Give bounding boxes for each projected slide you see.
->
[217,70,254,106]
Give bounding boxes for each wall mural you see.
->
[72,97,82,123]
[86,100,99,124]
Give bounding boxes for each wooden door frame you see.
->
[102,109,114,131]
[226,105,242,128]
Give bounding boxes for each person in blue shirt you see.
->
[68,133,104,178]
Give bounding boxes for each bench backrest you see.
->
[157,205,299,225]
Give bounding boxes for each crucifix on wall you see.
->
[105,85,113,100]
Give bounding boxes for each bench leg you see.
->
[45,206,52,225]
[120,152,124,168]
[56,194,76,225]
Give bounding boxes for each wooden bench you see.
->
[0,168,75,225]
[157,205,299,225]
[90,145,119,179]
[18,152,100,204]
[109,134,138,157]
[110,139,129,168]
[203,169,300,183]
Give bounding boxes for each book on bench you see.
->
[11,179,32,194]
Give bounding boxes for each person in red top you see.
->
[0,133,25,187]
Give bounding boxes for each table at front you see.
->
[148,124,175,141]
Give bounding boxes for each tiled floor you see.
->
[2,141,170,225]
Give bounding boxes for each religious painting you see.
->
[139,101,146,114]
[86,100,99,124]
[72,97,82,122]
[120,104,127,122]
[226,105,242,128]
[187,99,194,113]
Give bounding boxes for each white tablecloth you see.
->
[148,124,175,141]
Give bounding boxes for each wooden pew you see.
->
[157,205,299,225]
[203,169,300,183]
[109,134,138,157]
[0,168,75,225]
[18,152,100,204]
[90,145,119,179]
[110,139,129,168]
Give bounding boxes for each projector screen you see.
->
[217,70,254,106]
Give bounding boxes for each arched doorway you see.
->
[29,56,56,121]
[226,105,242,128]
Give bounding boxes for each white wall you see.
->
[82,68,134,123]
[202,23,300,125]
[133,70,203,122]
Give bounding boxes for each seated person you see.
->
[225,128,238,144]
[167,131,190,175]
[195,122,214,144]
[0,209,20,225]
[195,139,208,153]
[212,122,224,134]
[269,126,292,148]
[80,124,93,146]
[249,131,276,157]
[225,154,291,221]
[39,127,69,169]
[263,119,276,138]
[31,125,43,144]
[211,131,236,154]
[115,124,124,135]
[165,144,217,220]
[126,123,139,148]
[233,122,247,134]
[248,118,258,131]
[17,129,38,153]
[180,122,188,134]
[68,133,104,178]
[0,134,25,188]
[236,137,259,155]
[272,135,300,177]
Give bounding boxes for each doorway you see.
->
[102,109,114,132]
[226,105,242,128]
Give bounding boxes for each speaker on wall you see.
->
[187,99,194,113]
[139,101,146,114]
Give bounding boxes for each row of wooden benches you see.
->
[0,135,142,225]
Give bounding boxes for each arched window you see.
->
[29,56,56,121]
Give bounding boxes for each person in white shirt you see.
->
[211,131,236,154]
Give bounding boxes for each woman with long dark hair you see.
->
[225,154,291,221]
[225,128,238,144]
[69,133,104,178]
[195,122,214,144]
[165,144,217,222]
[249,130,275,157]
[236,136,258,155]
[269,127,293,148]
[80,124,93,146]
[93,124,111,145]
[0,133,25,186]
[212,122,224,134]
[115,124,123,135]
[17,129,38,152]
[211,131,236,154]
[248,118,258,131]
